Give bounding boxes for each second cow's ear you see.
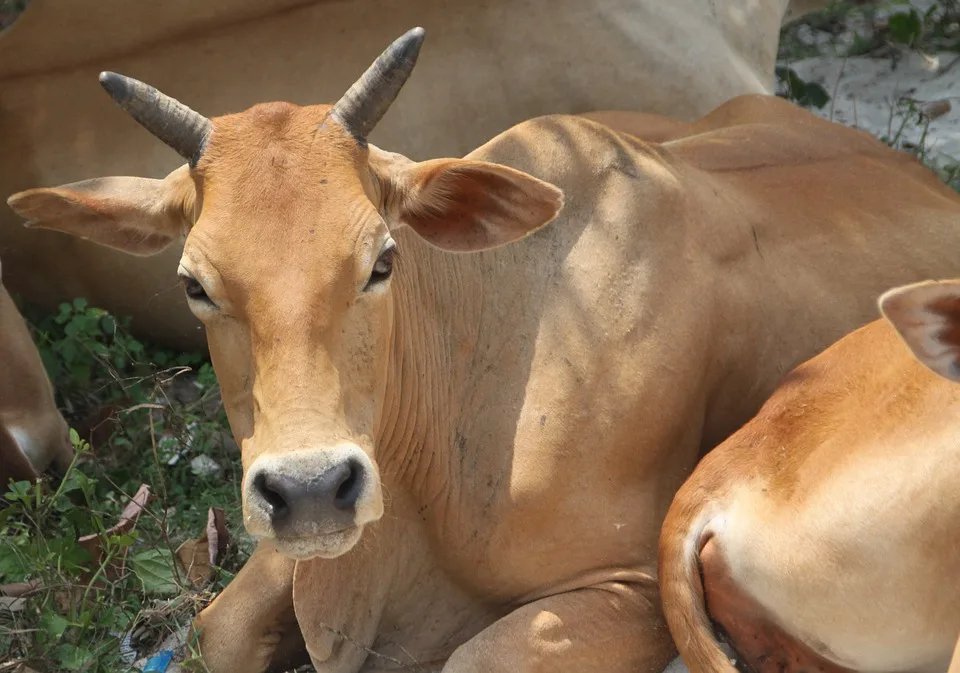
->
[880,279,960,383]
[7,164,198,257]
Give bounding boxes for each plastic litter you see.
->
[142,650,174,672]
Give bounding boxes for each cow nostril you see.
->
[333,459,363,511]
[254,472,289,521]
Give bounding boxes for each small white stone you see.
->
[189,454,223,478]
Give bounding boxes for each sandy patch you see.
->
[779,0,959,173]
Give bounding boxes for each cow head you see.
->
[880,279,960,383]
[0,256,73,487]
[7,28,563,559]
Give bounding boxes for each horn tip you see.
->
[403,26,426,52]
[98,71,131,101]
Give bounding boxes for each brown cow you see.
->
[1,0,824,351]
[884,279,960,673]
[0,255,73,488]
[10,28,960,673]
[659,275,960,672]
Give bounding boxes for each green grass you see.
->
[1,299,249,672]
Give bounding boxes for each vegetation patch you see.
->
[1,299,247,672]
[777,0,959,192]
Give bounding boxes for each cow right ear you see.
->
[6,164,197,257]
[880,279,960,383]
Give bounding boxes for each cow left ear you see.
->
[880,279,960,383]
[385,157,564,253]
[6,164,197,257]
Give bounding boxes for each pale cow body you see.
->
[659,284,960,669]
[11,30,960,665]
[0,256,72,486]
[2,0,817,351]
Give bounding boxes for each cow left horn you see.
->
[330,27,426,143]
[99,72,212,166]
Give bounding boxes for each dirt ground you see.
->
[780,0,959,173]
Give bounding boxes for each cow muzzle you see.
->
[0,416,73,486]
[242,444,383,559]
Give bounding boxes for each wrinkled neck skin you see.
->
[377,237,474,506]
[289,218,504,668]
[350,149,474,503]
[286,133,712,669]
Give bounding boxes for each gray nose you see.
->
[252,458,365,534]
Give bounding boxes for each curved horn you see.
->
[330,27,426,142]
[98,72,212,166]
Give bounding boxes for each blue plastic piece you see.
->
[142,650,174,672]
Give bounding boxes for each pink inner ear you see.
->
[405,162,562,253]
[410,166,511,249]
[929,294,960,352]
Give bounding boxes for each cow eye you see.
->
[179,274,211,303]
[366,243,396,290]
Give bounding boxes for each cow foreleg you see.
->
[190,539,309,673]
[441,580,675,673]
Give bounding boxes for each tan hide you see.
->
[12,85,960,671]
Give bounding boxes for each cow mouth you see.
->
[270,524,365,560]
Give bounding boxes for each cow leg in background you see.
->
[440,580,675,673]
[191,540,307,673]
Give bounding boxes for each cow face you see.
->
[8,29,562,559]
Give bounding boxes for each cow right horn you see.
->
[330,27,426,143]
[99,72,212,167]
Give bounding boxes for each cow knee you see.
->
[190,604,283,673]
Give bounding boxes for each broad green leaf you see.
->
[0,546,28,577]
[4,480,32,502]
[49,538,93,573]
[803,82,830,109]
[130,548,180,596]
[52,643,94,671]
[108,533,138,549]
[40,611,71,639]
[59,340,77,364]
[888,9,922,44]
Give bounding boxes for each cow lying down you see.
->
[0,254,72,487]
[660,278,960,673]
[9,28,960,673]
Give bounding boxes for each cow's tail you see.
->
[658,495,737,673]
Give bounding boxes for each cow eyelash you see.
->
[366,244,398,290]
[179,274,212,304]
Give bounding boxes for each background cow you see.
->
[0,254,73,488]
